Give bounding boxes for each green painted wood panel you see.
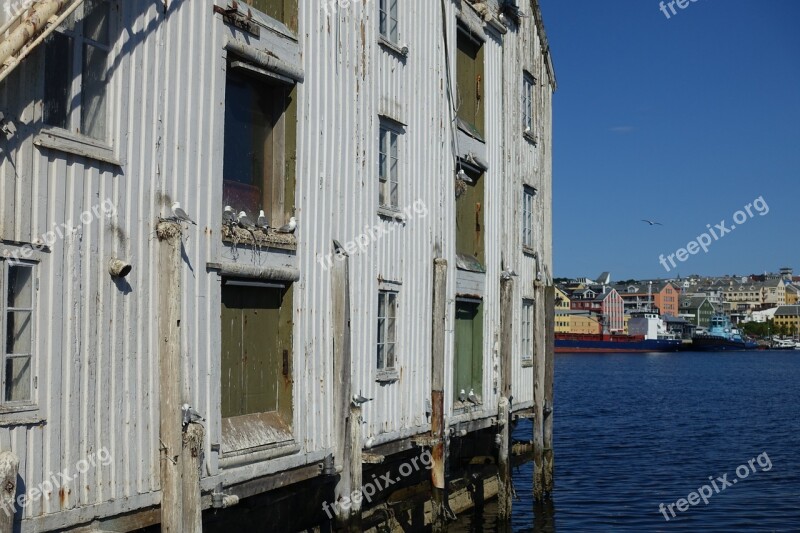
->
[455,170,485,266]
[454,300,483,400]
[244,0,298,32]
[456,31,485,137]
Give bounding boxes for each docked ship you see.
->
[556,312,682,353]
[691,314,759,351]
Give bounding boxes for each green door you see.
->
[454,300,483,401]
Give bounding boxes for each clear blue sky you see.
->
[539,0,800,280]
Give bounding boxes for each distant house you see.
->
[679,296,715,328]
[774,306,800,335]
[570,286,624,333]
[611,281,680,317]
[555,287,571,333]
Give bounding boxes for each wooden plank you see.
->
[543,286,556,495]
[0,450,19,531]
[497,278,513,519]
[181,423,204,533]
[532,291,545,501]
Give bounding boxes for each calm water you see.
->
[455,351,800,532]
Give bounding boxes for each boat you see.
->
[771,337,798,350]
[555,332,682,353]
[691,314,759,351]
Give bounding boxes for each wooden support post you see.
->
[347,404,363,532]
[430,258,448,532]
[157,221,184,532]
[497,277,513,520]
[532,289,545,501]
[181,423,205,532]
[0,451,19,532]
[332,245,359,530]
[543,286,556,495]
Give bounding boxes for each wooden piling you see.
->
[181,423,205,532]
[348,403,363,531]
[332,245,360,530]
[157,221,184,531]
[430,258,448,532]
[497,277,514,520]
[543,286,556,495]
[0,450,19,531]
[532,291,545,501]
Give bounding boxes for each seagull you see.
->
[237,211,255,228]
[171,202,196,225]
[276,216,297,234]
[458,389,467,402]
[467,389,479,404]
[223,205,236,224]
[333,239,348,257]
[352,391,373,407]
[641,219,663,226]
[181,403,204,428]
[256,210,270,230]
[501,268,518,280]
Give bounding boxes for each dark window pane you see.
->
[81,44,108,140]
[5,356,31,402]
[44,33,73,129]
[7,265,33,309]
[6,311,32,355]
[83,0,110,45]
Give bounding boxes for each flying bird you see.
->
[352,392,373,407]
[181,403,204,428]
[171,202,196,224]
[223,205,236,224]
[641,219,663,226]
[257,210,270,230]
[467,389,479,404]
[237,211,255,228]
[276,216,297,234]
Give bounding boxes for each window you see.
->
[242,0,298,31]
[223,64,296,226]
[44,0,112,141]
[379,0,398,43]
[456,30,485,137]
[455,167,484,269]
[454,299,483,403]
[377,290,397,371]
[522,185,535,249]
[521,299,533,364]
[378,122,401,209]
[220,280,294,452]
[522,72,535,133]
[3,263,35,404]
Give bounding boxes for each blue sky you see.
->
[539,0,800,280]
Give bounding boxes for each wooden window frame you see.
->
[378,119,402,210]
[377,289,398,373]
[521,299,534,365]
[522,185,536,251]
[456,28,485,138]
[379,0,399,44]
[1,260,36,409]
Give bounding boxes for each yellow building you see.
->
[555,287,571,333]
[569,311,601,335]
[774,305,800,335]
[785,284,799,305]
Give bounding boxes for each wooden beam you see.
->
[181,424,204,532]
[532,288,545,501]
[497,277,514,519]
[430,258,448,532]
[0,450,19,531]
[157,221,184,531]
[543,285,556,495]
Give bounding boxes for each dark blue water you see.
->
[458,351,800,531]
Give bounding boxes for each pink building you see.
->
[569,286,625,333]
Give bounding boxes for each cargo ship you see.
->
[691,314,759,351]
[555,332,683,353]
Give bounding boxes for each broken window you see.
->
[455,167,484,269]
[522,72,535,133]
[456,29,484,138]
[521,299,534,364]
[454,299,482,403]
[379,0,398,43]
[223,64,296,227]
[220,280,294,453]
[242,0,298,32]
[522,185,535,249]
[378,121,401,209]
[377,290,397,371]
[43,0,111,141]
[4,262,35,404]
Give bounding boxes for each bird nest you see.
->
[455,178,467,198]
[222,224,297,250]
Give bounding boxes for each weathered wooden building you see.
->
[0,0,555,530]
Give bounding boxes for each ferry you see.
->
[691,314,759,351]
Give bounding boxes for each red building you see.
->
[569,286,625,333]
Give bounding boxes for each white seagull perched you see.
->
[275,216,297,234]
[181,403,204,428]
[467,389,479,404]
[223,205,236,224]
[458,389,468,402]
[352,392,373,407]
[256,210,270,230]
[501,267,518,280]
[237,210,255,228]
[171,202,196,225]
